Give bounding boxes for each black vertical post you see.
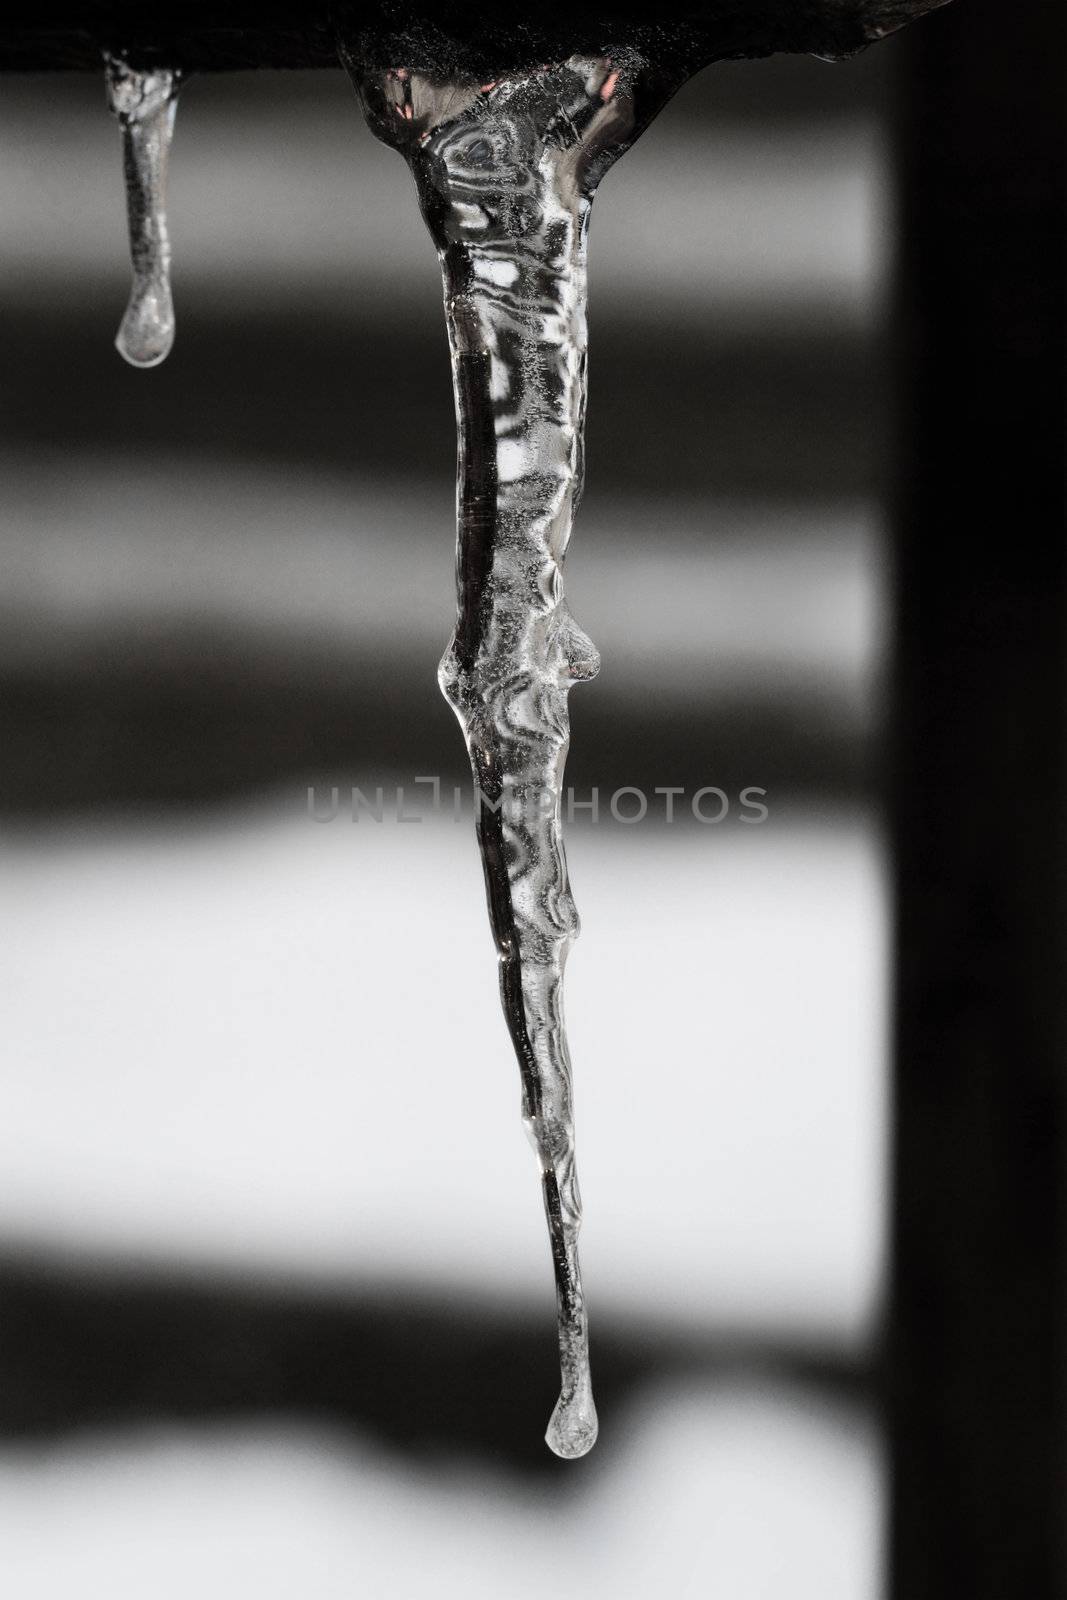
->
[890,2,1067,1596]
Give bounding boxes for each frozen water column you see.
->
[105,52,180,367]
[341,50,681,1457]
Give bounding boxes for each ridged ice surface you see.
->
[343,48,681,1457]
[104,54,180,368]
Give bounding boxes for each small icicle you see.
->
[104,53,181,368]
[340,44,684,1458]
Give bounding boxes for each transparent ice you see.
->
[104,53,181,368]
[341,46,682,1457]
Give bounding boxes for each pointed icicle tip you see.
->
[105,53,181,369]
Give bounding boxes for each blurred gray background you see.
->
[1,47,900,1598]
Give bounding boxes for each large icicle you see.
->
[342,48,679,1458]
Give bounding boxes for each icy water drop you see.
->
[340,44,684,1458]
[105,53,181,368]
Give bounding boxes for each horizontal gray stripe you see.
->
[0,74,887,315]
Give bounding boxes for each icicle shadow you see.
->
[105,53,181,368]
[339,44,684,1457]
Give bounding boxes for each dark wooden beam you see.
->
[890,1,1067,1595]
[0,1,947,74]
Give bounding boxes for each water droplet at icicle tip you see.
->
[105,52,181,368]
[338,42,687,1458]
